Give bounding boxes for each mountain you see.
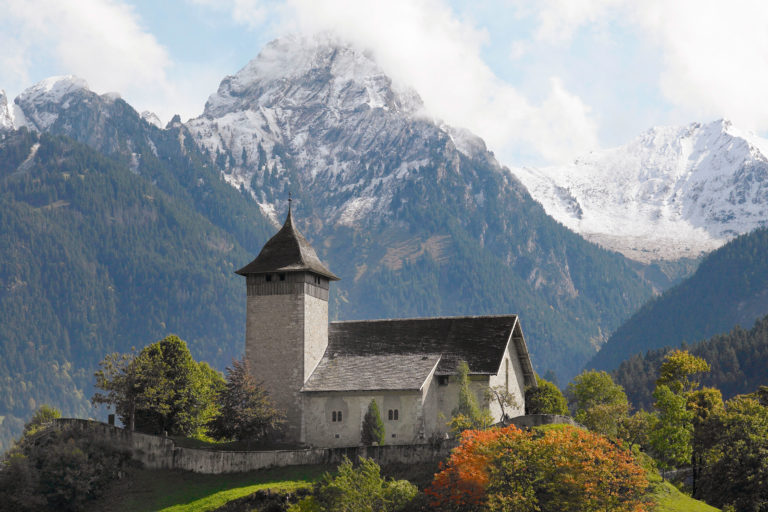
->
[613,313,768,410]
[587,227,768,373]
[184,34,656,372]
[1,35,661,449]
[514,120,768,262]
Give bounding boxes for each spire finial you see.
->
[288,191,292,213]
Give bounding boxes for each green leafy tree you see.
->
[656,349,710,395]
[207,357,284,442]
[487,385,520,420]
[22,405,61,437]
[567,370,629,437]
[696,394,768,510]
[290,457,418,512]
[92,335,224,436]
[361,399,385,446]
[525,376,568,415]
[650,384,693,471]
[618,410,657,452]
[449,361,493,434]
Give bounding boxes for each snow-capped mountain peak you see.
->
[15,75,91,131]
[187,34,463,225]
[201,33,423,119]
[514,118,768,261]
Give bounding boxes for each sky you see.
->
[1,0,767,166]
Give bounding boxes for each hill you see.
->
[613,313,768,410]
[588,227,768,373]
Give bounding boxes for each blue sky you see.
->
[2,0,767,166]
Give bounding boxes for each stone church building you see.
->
[236,208,537,447]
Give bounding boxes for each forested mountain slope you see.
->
[0,129,273,451]
[613,313,768,409]
[588,227,768,372]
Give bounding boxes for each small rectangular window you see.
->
[394,409,399,421]
[265,274,272,282]
[438,376,449,386]
[279,273,286,281]
[338,410,342,422]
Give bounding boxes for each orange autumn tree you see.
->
[426,425,650,512]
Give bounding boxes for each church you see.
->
[236,206,537,447]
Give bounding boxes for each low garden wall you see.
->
[49,419,453,474]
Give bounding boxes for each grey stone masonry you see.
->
[245,272,329,444]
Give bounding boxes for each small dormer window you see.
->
[279,273,286,281]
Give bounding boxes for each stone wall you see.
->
[506,414,581,429]
[48,419,452,475]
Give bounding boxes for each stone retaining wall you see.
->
[506,414,581,429]
[49,419,452,474]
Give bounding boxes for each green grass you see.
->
[88,464,328,512]
[652,480,720,512]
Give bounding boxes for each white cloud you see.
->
[516,0,768,134]
[0,0,182,122]
[278,0,601,164]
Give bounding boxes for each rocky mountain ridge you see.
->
[514,119,768,262]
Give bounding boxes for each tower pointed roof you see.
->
[236,208,339,280]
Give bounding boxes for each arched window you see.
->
[332,411,337,422]
[331,410,343,422]
[388,409,399,421]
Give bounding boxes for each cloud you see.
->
[227,0,596,165]
[189,0,271,28]
[518,0,768,134]
[0,0,179,121]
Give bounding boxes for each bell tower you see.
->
[236,202,338,442]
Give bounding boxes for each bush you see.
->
[0,426,133,512]
[290,457,418,512]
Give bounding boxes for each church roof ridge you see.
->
[330,314,518,325]
[236,207,339,279]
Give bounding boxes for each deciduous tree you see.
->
[92,335,224,436]
[524,376,568,415]
[567,370,629,437]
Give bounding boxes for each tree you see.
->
[449,361,493,434]
[524,376,568,415]
[656,349,710,395]
[92,335,224,436]
[22,405,61,437]
[361,399,385,446]
[207,357,284,442]
[567,370,629,437]
[618,410,657,452]
[426,425,650,512]
[650,384,693,471]
[487,385,519,420]
[290,457,418,512]
[696,394,768,511]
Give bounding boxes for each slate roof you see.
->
[302,354,441,392]
[302,315,534,392]
[236,209,339,279]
